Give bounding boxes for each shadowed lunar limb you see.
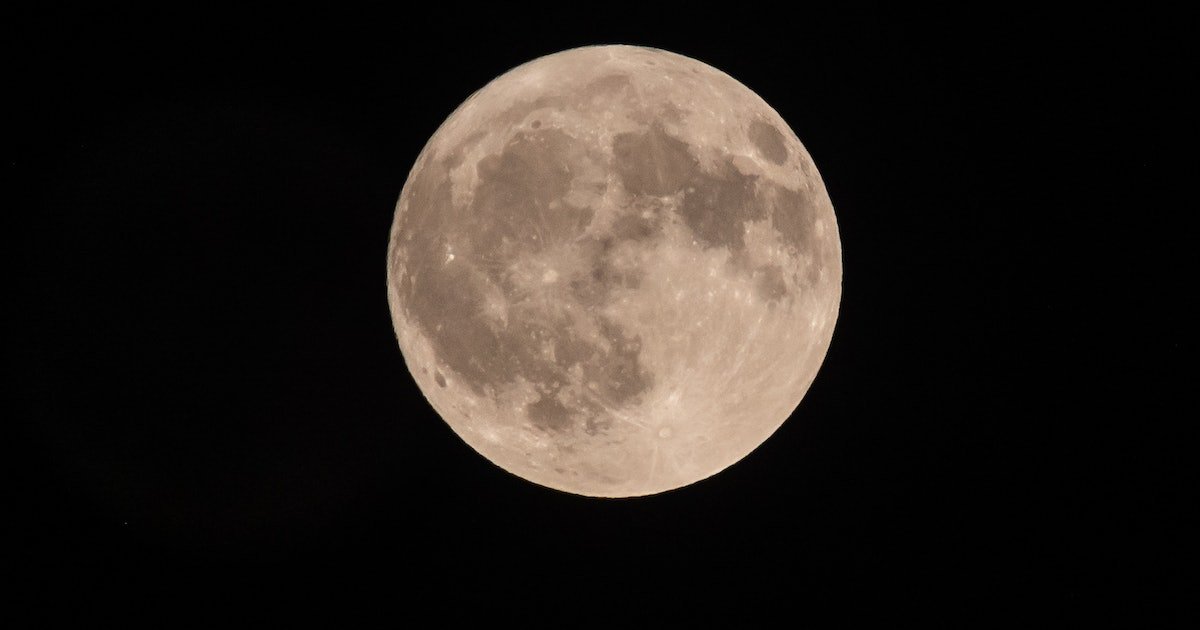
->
[387,45,842,497]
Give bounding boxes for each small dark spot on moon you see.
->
[611,125,697,196]
[659,103,685,123]
[531,119,541,129]
[527,391,573,432]
[570,278,603,307]
[679,158,761,254]
[584,416,612,436]
[583,74,633,99]
[501,318,575,388]
[748,121,788,165]
[768,184,819,255]
[609,213,660,242]
[583,318,653,405]
[554,334,595,368]
[753,264,789,304]
[435,371,447,387]
[805,260,822,286]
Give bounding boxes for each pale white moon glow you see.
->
[387,45,842,497]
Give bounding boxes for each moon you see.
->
[387,45,842,497]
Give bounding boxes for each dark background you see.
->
[8,6,1188,598]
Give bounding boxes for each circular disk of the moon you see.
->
[386,45,842,497]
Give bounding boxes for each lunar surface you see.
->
[386,45,841,497]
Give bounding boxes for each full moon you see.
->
[386,45,842,497]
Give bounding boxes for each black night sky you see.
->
[9,6,1187,602]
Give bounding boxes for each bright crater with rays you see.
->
[387,45,842,497]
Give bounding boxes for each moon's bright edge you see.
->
[387,45,842,497]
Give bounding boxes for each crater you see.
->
[748,120,788,165]
[435,371,447,387]
[490,96,559,137]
